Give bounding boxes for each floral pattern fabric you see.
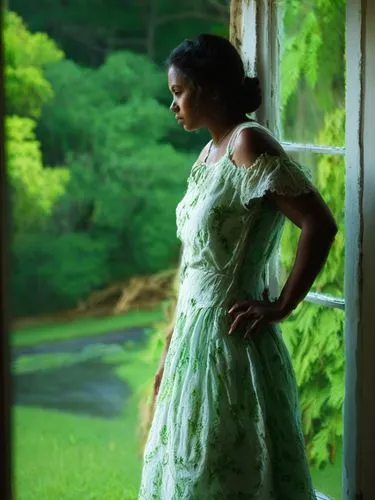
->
[138,122,318,500]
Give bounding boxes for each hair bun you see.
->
[241,76,261,113]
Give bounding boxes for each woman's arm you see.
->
[266,189,338,316]
[228,189,337,336]
[235,125,338,313]
[227,126,338,335]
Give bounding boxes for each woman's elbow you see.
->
[325,214,339,240]
[304,213,338,242]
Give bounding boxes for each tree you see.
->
[10,0,229,65]
[43,52,195,278]
[6,116,69,232]
[4,10,64,118]
[4,11,69,233]
[4,10,199,315]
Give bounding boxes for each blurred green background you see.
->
[5,1,345,498]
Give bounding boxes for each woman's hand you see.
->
[227,289,289,339]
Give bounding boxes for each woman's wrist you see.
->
[276,295,298,319]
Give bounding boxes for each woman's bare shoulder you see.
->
[231,126,285,168]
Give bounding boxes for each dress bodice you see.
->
[175,121,314,312]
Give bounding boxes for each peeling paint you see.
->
[229,0,243,51]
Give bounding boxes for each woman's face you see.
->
[168,65,209,131]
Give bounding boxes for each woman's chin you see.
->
[182,122,198,132]
[179,120,188,129]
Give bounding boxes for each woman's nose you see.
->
[170,99,178,112]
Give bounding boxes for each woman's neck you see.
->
[207,115,249,145]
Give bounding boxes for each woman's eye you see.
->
[174,91,181,96]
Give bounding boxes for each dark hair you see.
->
[166,33,261,115]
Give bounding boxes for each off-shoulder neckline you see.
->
[194,151,280,174]
[199,120,282,170]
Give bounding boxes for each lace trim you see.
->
[235,154,315,209]
[185,152,315,218]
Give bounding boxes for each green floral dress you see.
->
[138,122,318,499]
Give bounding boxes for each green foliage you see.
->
[8,38,194,315]
[4,12,69,234]
[11,232,112,316]
[314,109,345,296]
[42,51,194,280]
[280,0,345,144]
[38,51,176,162]
[282,303,344,467]
[281,10,322,107]
[279,0,346,470]
[4,11,64,118]
[96,51,166,102]
[9,0,229,66]
[280,106,346,469]
[6,115,70,232]
[5,7,216,314]
[35,233,113,299]
[37,60,114,159]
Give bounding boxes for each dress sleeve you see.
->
[238,153,315,210]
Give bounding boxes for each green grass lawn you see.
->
[12,305,342,499]
[13,407,141,500]
[12,307,163,500]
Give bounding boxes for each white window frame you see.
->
[230,0,375,498]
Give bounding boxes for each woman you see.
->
[139,34,337,500]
